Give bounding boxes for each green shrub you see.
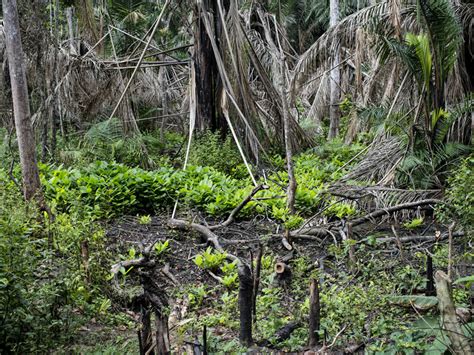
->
[187,131,246,177]
[57,121,184,169]
[437,155,473,230]
[0,174,110,352]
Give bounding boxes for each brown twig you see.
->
[252,244,263,321]
[363,231,464,244]
[447,222,456,279]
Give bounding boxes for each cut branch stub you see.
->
[308,278,321,347]
[275,261,291,287]
[275,262,291,275]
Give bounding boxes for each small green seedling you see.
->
[403,217,424,229]
[194,247,227,271]
[138,215,152,225]
[154,240,170,256]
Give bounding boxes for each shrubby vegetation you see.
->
[437,155,474,231]
[2,125,473,352]
[1,129,472,352]
[0,174,114,352]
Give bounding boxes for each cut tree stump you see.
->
[434,271,472,354]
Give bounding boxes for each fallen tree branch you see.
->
[290,227,332,238]
[161,264,180,286]
[110,257,155,275]
[209,184,268,230]
[168,218,225,252]
[349,199,443,227]
[167,218,238,263]
[366,231,464,244]
[207,270,224,284]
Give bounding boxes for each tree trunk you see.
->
[3,0,42,201]
[328,0,341,139]
[194,0,216,132]
[66,6,77,55]
[279,57,297,215]
[140,306,153,355]
[155,310,170,355]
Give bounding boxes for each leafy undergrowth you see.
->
[37,139,364,228]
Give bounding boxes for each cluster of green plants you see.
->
[0,174,116,353]
[187,130,248,178]
[33,139,364,227]
[436,154,473,231]
[194,249,239,289]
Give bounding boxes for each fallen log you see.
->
[167,218,239,262]
[367,231,464,244]
[167,218,224,251]
[350,199,442,227]
[257,322,300,348]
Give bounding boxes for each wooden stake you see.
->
[425,253,435,296]
[308,279,321,347]
[238,263,253,346]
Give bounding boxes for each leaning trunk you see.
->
[3,0,42,201]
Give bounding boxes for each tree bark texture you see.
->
[238,263,253,346]
[308,279,321,347]
[155,310,170,355]
[194,0,226,133]
[3,0,42,201]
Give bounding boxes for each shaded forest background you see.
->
[0,0,473,353]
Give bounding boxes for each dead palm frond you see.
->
[339,134,406,185]
[290,1,473,142]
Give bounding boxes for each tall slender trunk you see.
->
[66,6,77,55]
[279,56,296,214]
[3,0,42,201]
[328,0,341,139]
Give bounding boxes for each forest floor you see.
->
[66,214,473,354]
